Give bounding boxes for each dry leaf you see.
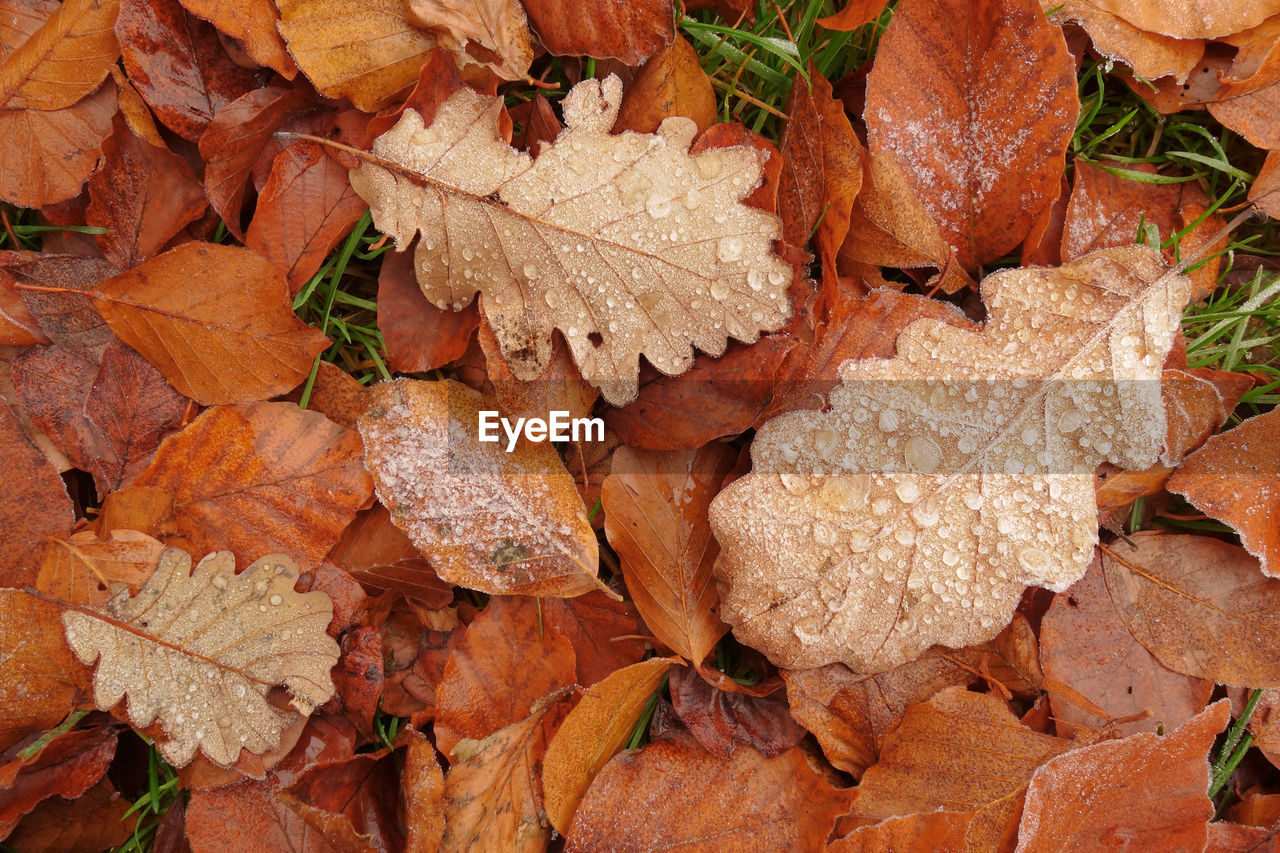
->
[829,811,972,853]
[62,548,340,767]
[36,529,165,607]
[4,777,137,853]
[402,729,445,852]
[404,0,533,81]
[864,0,1079,269]
[1168,407,1280,576]
[709,246,1188,673]
[1049,3,1204,83]
[0,403,74,584]
[1082,0,1280,39]
[601,444,734,665]
[612,34,716,135]
[350,75,793,405]
[539,592,650,687]
[1015,700,1229,850]
[668,663,806,758]
[279,749,405,852]
[0,726,117,839]
[0,0,119,111]
[178,0,296,78]
[0,589,83,752]
[377,244,480,373]
[1101,533,1280,686]
[522,0,673,64]
[357,378,606,597]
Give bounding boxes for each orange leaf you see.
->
[90,242,331,405]
[1101,533,1280,686]
[178,0,297,78]
[133,402,373,570]
[1168,407,1280,576]
[864,0,1078,269]
[612,34,716,135]
[1077,0,1277,38]
[0,0,119,111]
[829,811,972,852]
[601,443,735,665]
[402,728,445,852]
[522,0,673,64]
[35,529,164,607]
[329,505,454,609]
[0,404,73,585]
[542,657,674,834]
[540,592,649,687]
[377,246,480,373]
[0,590,85,752]
[1016,701,1230,850]
[0,80,117,209]
[817,0,889,31]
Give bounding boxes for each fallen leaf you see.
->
[178,0,296,78]
[710,246,1188,672]
[329,505,453,609]
[612,34,716,135]
[433,596,577,758]
[3,776,136,853]
[1081,0,1280,39]
[1015,700,1229,850]
[402,729,444,853]
[0,80,117,209]
[1168,407,1280,576]
[1040,553,1213,738]
[0,727,117,838]
[829,811,972,852]
[86,116,209,269]
[601,443,734,665]
[522,0,672,64]
[10,343,101,471]
[350,75,793,405]
[0,0,120,111]
[1050,3,1204,83]
[475,318,599,424]
[442,691,573,852]
[377,245,480,373]
[1101,533,1280,686]
[1160,367,1254,465]
[116,0,259,140]
[133,401,373,570]
[358,378,605,597]
[1205,821,1280,853]
[668,663,805,758]
[245,143,369,294]
[11,251,119,355]
[817,0,889,30]
[1249,151,1280,220]
[276,0,437,112]
[62,548,340,767]
[864,0,1079,269]
[0,590,83,752]
[542,657,674,834]
[89,242,331,405]
[35,528,164,607]
[280,749,405,852]
[845,687,1069,849]
[404,0,533,81]
[0,403,73,584]
[540,591,649,687]
[564,727,852,852]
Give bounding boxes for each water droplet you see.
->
[1058,409,1082,433]
[1017,547,1050,573]
[911,500,940,527]
[747,269,764,291]
[779,473,809,495]
[904,436,942,474]
[710,278,731,300]
[269,594,283,606]
[683,187,701,209]
[848,530,873,552]
[545,290,562,309]
[813,522,835,545]
[894,526,915,546]
[813,429,838,457]
[717,236,744,262]
[768,269,786,286]
[461,247,474,261]
[697,153,723,178]
[963,491,984,511]
[820,475,869,512]
[646,194,672,218]
[942,548,961,567]
[212,575,228,590]
[523,262,539,279]
[878,409,900,432]
[894,479,920,503]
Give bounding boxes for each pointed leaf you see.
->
[0,0,119,111]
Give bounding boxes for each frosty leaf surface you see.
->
[349,74,793,405]
[61,548,339,768]
[709,246,1190,673]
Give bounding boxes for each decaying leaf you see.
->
[709,246,1189,673]
[62,548,339,768]
[350,75,793,405]
[358,378,606,597]
[404,0,534,81]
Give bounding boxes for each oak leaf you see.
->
[349,75,793,405]
[62,548,340,768]
[709,246,1189,673]
[178,0,297,78]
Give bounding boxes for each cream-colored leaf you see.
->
[61,547,339,768]
[709,246,1190,673]
[404,0,533,81]
[349,75,792,406]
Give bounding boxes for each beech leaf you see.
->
[61,547,339,768]
[349,75,793,405]
[709,246,1189,673]
[0,0,120,111]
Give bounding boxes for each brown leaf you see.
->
[668,663,805,758]
[86,116,208,269]
[1082,0,1280,39]
[377,597,454,718]
[358,378,606,597]
[540,591,649,687]
[434,596,577,758]
[612,34,716,135]
[1041,553,1213,738]
[0,727,117,838]
[1101,533,1280,686]
[1016,700,1229,850]
[845,687,1069,849]
[403,0,533,81]
[1249,150,1280,220]
[542,657,674,834]
[1161,367,1255,465]
[280,750,405,853]
[778,64,862,270]
[0,404,73,585]
[864,0,1079,269]
[402,729,444,853]
[116,0,259,141]
[817,0,889,31]
[829,812,972,853]
[522,0,672,64]
[1206,821,1280,853]
[377,245,480,373]
[245,143,369,295]
[328,625,382,737]
[475,318,599,423]
[133,401,373,570]
[564,727,852,852]
[3,776,136,853]
[36,528,164,607]
[1168,407,1280,576]
[178,0,297,78]
[11,343,100,469]
[9,254,118,357]
[1050,3,1204,83]
[276,0,437,112]
[329,505,453,609]
[601,444,733,665]
[0,590,83,752]
[442,691,573,852]
[90,242,331,405]
[0,80,117,209]
[0,0,119,111]
[64,548,340,767]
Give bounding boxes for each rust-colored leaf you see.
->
[403,0,533,81]
[89,242,331,405]
[0,727,117,838]
[522,0,673,64]
[132,401,373,570]
[3,777,136,853]
[329,505,453,609]
[0,80,117,209]
[434,596,577,758]
[0,590,83,752]
[0,0,119,111]
[35,528,164,607]
[402,729,445,853]
[0,404,73,585]
[9,254,118,357]
[543,657,674,834]
[1084,0,1280,40]
[612,34,716,135]
[1016,701,1229,850]
[1101,533,1280,686]
[377,245,480,373]
[668,663,805,759]
[601,444,735,666]
[1050,3,1204,83]
[564,727,852,852]
[540,591,649,687]
[1168,407,1280,576]
[280,750,404,852]
[475,317,599,424]
[829,811,972,853]
[864,0,1079,269]
[817,0,889,31]
[178,0,296,78]
[358,378,606,597]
